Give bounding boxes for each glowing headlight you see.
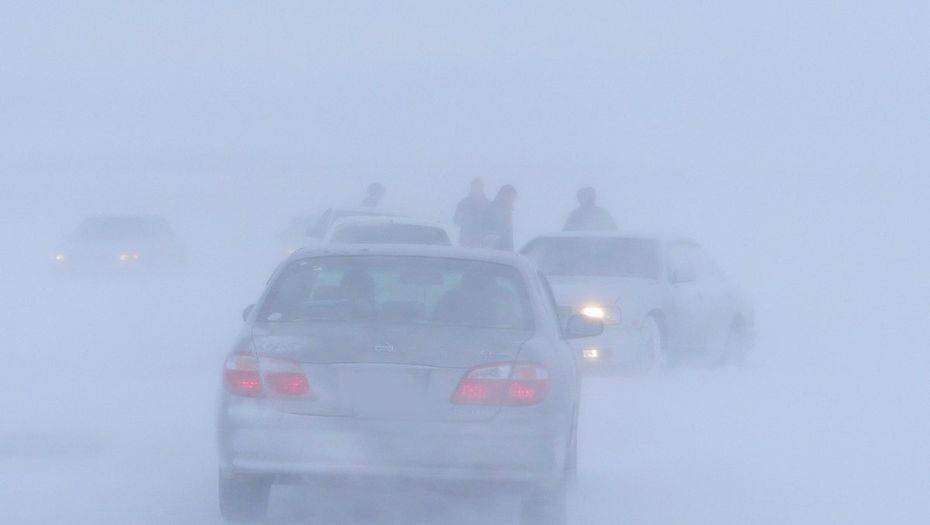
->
[580,305,606,319]
[118,253,140,262]
[53,253,66,263]
[582,348,601,360]
[579,304,621,324]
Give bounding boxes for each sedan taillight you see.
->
[224,355,263,397]
[452,362,549,406]
[224,354,314,398]
[265,371,310,396]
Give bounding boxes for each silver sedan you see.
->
[216,245,602,524]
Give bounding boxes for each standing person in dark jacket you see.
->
[453,178,490,247]
[563,186,618,232]
[360,182,386,208]
[482,185,517,251]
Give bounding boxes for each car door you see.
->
[664,241,710,354]
[690,245,736,348]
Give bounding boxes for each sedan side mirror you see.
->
[564,314,604,339]
[242,304,255,322]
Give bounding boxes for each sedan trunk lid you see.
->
[250,322,531,421]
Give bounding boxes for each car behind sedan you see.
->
[521,233,754,370]
[305,207,402,240]
[325,216,453,246]
[277,214,319,257]
[217,246,601,523]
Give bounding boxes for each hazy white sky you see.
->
[2,1,927,304]
[2,5,929,523]
[3,2,925,171]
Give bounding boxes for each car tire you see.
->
[644,315,669,370]
[520,482,567,525]
[709,320,749,368]
[725,320,751,367]
[565,426,578,485]
[219,472,270,523]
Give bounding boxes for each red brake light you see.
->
[224,355,262,397]
[507,381,544,404]
[452,363,549,406]
[266,372,310,396]
[223,355,313,398]
[452,378,507,404]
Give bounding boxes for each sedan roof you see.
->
[292,244,531,270]
[326,215,451,232]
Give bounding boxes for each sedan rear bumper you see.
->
[219,402,565,485]
[229,458,541,484]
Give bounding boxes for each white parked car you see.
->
[521,232,754,370]
[324,216,453,246]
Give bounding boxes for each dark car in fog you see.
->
[51,215,186,274]
[522,232,754,370]
[217,245,602,524]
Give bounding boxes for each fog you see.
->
[2,1,928,523]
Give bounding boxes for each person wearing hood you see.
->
[481,185,518,251]
[453,178,490,247]
[563,186,618,232]
[360,182,386,208]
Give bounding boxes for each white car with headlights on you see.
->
[521,232,754,370]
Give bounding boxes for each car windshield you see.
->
[331,224,451,245]
[259,256,533,330]
[75,217,171,241]
[523,237,660,279]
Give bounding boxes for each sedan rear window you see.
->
[260,256,533,330]
[522,237,660,279]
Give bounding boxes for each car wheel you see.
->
[520,482,567,525]
[724,321,750,367]
[643,315,668,369]
[219,472,270,522]
[565,426,578,484]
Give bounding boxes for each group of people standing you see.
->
[453,178,618,251]
[453,179,516,250]
[356,178,617,251]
